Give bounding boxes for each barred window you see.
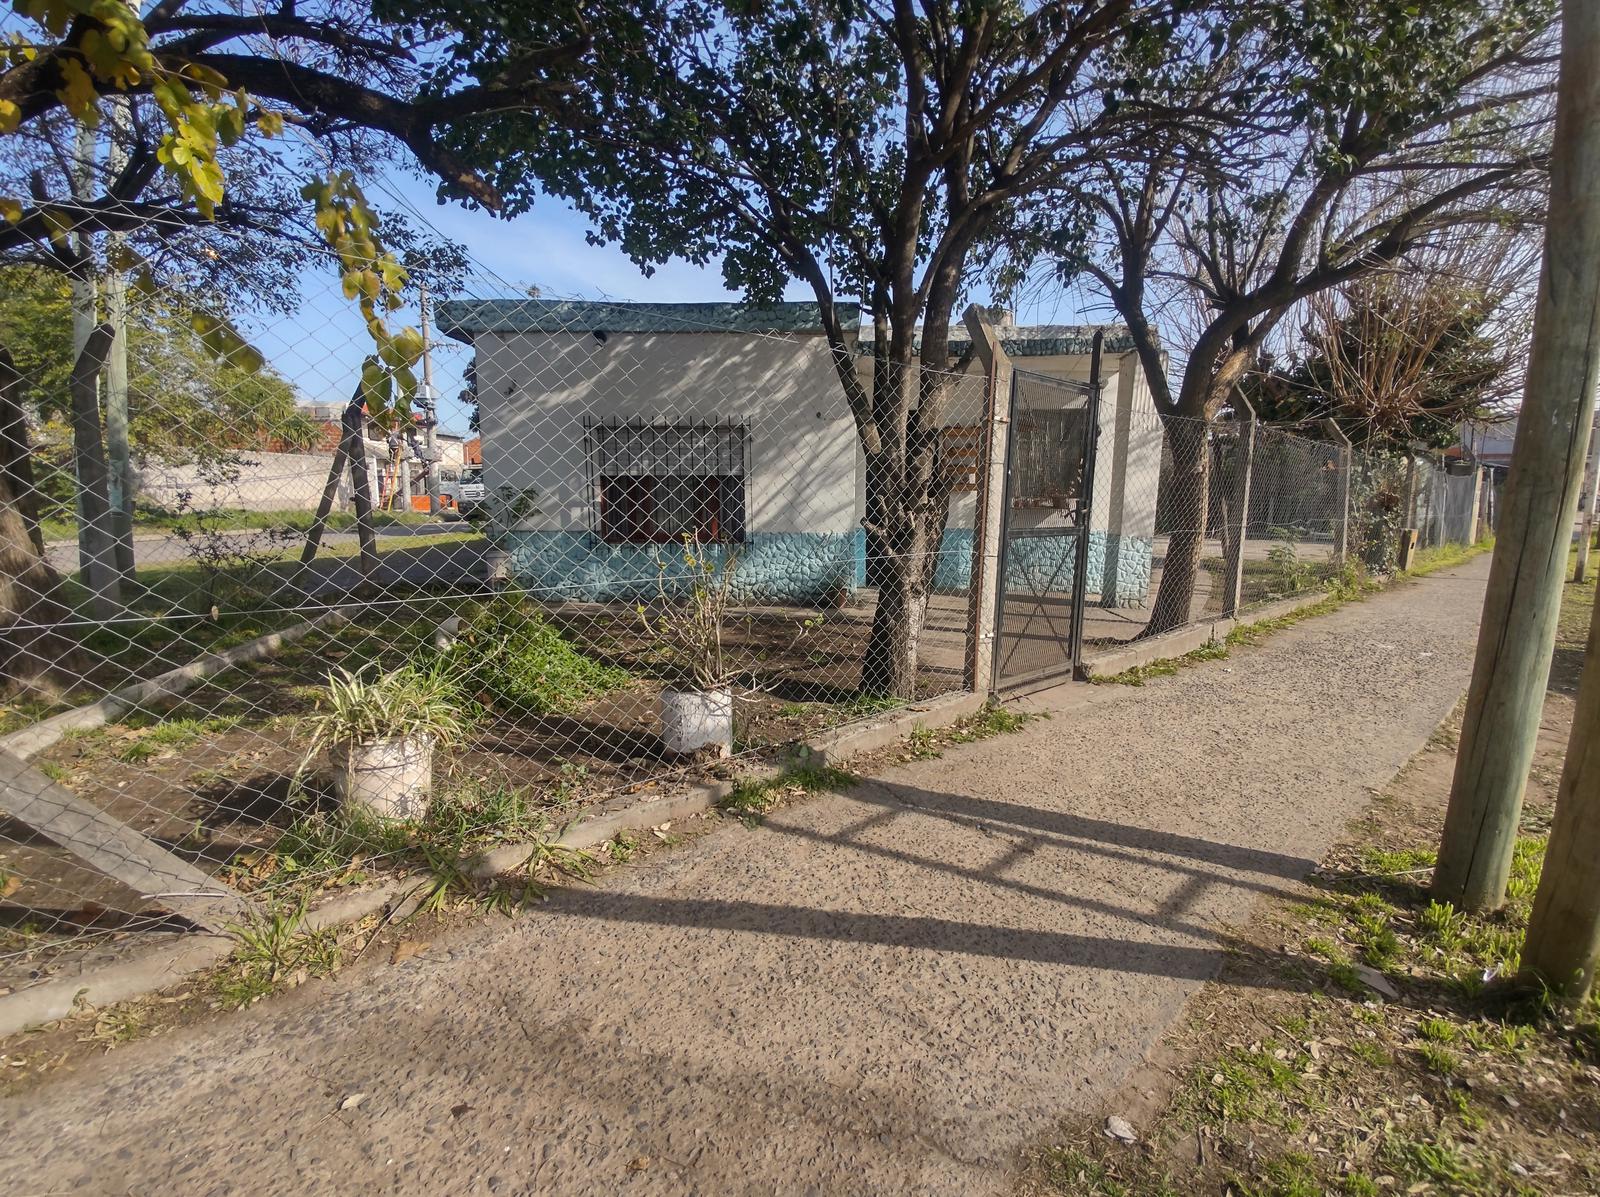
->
[587,420,748,544]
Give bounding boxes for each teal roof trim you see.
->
[942,325,1137,357]
[437,299,861,341]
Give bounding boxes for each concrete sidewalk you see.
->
[0,558,1492,1196]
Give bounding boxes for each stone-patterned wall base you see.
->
[505,531,859,605]
[933,529,1153,606]
[503,527,1152,607]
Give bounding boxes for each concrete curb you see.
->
[0,934,236,1037]
[0,876,422,1039]
[1082,588,1339,678]
[0,607,352,761]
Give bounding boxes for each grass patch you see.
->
[1404,535,1495,579]
[114,714,243,762]
[41,505,438,543]
[215,901,343,1009]
[1096,638,1230,686]
[890,701,1043,758]
[719,764,857,817]
[1031,1146,1180,1197]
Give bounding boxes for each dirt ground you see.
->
[0,554,1494,1196]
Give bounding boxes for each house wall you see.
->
[478,329,862,603]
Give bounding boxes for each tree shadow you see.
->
[535,777,1364,993]
[846,778,1317,886]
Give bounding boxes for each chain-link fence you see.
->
[0,255,1497,988]
[1081,409,1494,650]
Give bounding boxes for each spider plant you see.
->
[304,661,469,754]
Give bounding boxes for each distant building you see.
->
[1454,418,1518,470]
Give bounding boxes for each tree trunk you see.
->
[0,348,86,697]
[858,359,956,698]
[1434,0,1600,912]
[1142,416,1210,637]
[0,349,42,554]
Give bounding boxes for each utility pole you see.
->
[1522,538,1600,1000]
[1434,0,1600,911]
[419,283,441,517]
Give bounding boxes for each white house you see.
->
[438,299,1162,606]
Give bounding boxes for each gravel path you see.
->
[0,557,1492,1196]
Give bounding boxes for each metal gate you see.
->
[990,358,1102,693]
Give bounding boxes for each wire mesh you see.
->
[0,237,1498,986]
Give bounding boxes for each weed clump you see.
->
[451,598,629,714]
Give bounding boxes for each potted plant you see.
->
[305,662,468,821]
[640,537,739,757]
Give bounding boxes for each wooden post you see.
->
[1322,419,1353,560]
[961,304,1014,694]
[292,392,360,596]
[68,324,120,619]
[350,445,380,591]
[1576,442,1599,582]
[1521,572,1600,1000]
[1220,400,1257,618]
[1436,0,1600,912]
[1396,528,1419,572]
[1401,454,1420,553]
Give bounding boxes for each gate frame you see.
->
[986,331,1105,695]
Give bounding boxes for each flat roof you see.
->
[437,299,861,341]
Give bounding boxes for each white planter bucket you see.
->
[659,688,734,757]
[331,735,434,821]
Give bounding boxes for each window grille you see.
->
[584,419,749,543]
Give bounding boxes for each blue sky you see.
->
[244,167,1099,437]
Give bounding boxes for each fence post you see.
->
[961,304,1013,695]
[1469,465,1486,543]
[1436,464,1449,546]
[1220,399,1256,618]
[1402,453,1420,545]
[1321,419,1353,560]
[348,442,381,592]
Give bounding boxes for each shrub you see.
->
[453,598,628,714]
[1266,531,1320,594]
